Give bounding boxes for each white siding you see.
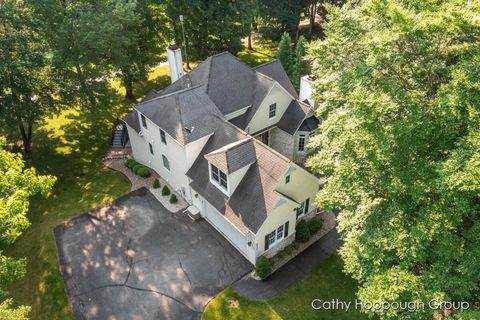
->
[246,82,293,134]
[185,134,212,169]
[228,164,253,194]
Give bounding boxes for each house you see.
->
[123,44,321,264]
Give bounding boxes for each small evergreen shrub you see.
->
[127,159,139,170]
[161,185,171,196]
[137,167,151,177]
[295,219,311,242]
[255,256,272,280]
[124,159,135,168]
[308,219,322,234]
[132,164,143,173]
[169,194,177,203]
[153,178,160,189]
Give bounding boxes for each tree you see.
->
[166,0,254,61]
[110,0,170,100]
[277,32,294,78]
[258,0,310,40]
[0,137,56,318]
[0,0,56,153]
[292,36,309,90]
[307,0,480,319]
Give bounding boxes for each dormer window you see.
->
[269,103,276,119]
[141,114,148,129]
[285,175,290,184]
[210,164,227,190]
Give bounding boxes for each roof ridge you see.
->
[253,59,279,69]
[205,137,253,156]
[135,84,203,106]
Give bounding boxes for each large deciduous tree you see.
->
[0,137,56,318]
[0,0,56,153]
[307,0,480,319]
[166,0,253,61]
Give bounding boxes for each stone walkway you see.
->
[104,158,188,213]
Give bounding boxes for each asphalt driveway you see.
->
[55,187,253,320]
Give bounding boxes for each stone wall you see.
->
[270,127,294,159]
[263,233,296,259]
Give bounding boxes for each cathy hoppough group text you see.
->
[311,299,471,313]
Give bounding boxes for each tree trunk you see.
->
[18,118,33,154]
[124,73,135,101]
[295,18,301,44]
[248,17,254,50]
[309,0,318,38]
[75,64,96,107]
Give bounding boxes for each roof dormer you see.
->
[204,138,256,195]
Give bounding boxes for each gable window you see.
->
[162,155,170,171]
[141,114,148,129]
[296,198,310,219]
[149,143,154,155]
[285,175,290,184]
[160,129,166,144]
[268,103,276,119]
[264,221,289,251]
[298,134,306,151]
[210,164,228,190]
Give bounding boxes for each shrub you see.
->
[295,219,311,242]
[153,178,160,189]
[132,164,143,173]
[161,185,171,196]
[127,159,139,170]
[169,194,177,203]
[276,244,294,259]
[137,167,151,177]
[308,219,322,234]
[124,159,135,168]
[255,256,272,280]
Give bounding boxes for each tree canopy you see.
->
[307,0,480,318]
[0,137,56,317]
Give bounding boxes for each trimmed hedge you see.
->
[295,219,311,242]
[255,256,272,280]
[124,159,136,168]
[132,164,143,174]
[137,167,151,177]
[169,194,177,203]
[153,178,160,189]
[308,219,322,234]
[161,185,171,196]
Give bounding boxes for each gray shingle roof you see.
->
[277,99,311,134]
[298,116,320,132]
[254,60,298,99]
[187,118,291,233]
[133,86,222,145]
[204,138,256,174]
[123,110,140,133]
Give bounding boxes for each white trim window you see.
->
[268,103,276,119]
[160,129,167,144]
[210,164,228,190]
[148,142,154,155]
[298,134,306,152]
[162,155,170,171]
[285,175,290,184]
[264,221,289,251]
[140,114,148,129]
[296,198,310,219]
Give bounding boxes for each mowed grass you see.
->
[4,39,279,319]
[202,254,370,320]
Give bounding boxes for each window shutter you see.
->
[264,235,269,251]
[284,221,289,238]
[305,198,310,215]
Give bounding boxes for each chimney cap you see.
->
[307,74,316,81]
[168,43,180,51]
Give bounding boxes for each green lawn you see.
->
[4,38,280,319]
[203,253,369,320]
